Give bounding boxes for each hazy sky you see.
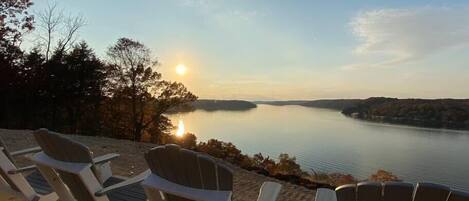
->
[25,0,469,100]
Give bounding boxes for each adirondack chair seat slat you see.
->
[25,170,53,195]
[104,177,147,201]
[7,164,37,174]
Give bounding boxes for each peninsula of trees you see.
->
[342,97,469,130]
[256,99,361,110]
[173,99,257,112]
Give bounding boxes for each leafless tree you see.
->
[36,2,86,61]
[56,15,86,54]
[37,2,61,61]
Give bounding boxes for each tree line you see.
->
[1,0,197,143]
[342,97,469,129]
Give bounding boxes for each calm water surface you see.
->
[169,104,469,190]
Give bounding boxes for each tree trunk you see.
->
[131,83,139,141]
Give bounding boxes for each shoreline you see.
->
[344,114,469,132]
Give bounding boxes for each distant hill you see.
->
[255,99,361,110]
[172,99,257,113]
[342,97,469,129]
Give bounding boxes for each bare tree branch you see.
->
[56,14,86,54]
[37,2,62,61]
[35,1,86,61]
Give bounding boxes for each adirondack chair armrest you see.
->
[256,182,282,201]
[141,173,233,201]
[7,165,37,174]
[315,188,337,201]
[95,170,151,196]
[93,153,120,164]
[10,146,41,156]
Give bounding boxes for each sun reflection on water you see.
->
[176,119,185,137]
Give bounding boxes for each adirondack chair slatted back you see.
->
[334,182,467,201]
[357,182,381,201]
[145,144,233,201]
[413,183,450,201]
[34,129,97,201]
[336,184,356,201]
[0,137,20,191]
[382,182,414,201]
[34,129,93,163]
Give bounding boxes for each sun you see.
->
[175,64,187,75]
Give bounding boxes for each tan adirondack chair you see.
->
[31,128,150,201]
[0,136,58,201]
[142,144,282,201]
[315,182,469,201]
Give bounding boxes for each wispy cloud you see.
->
[344,6,469,70]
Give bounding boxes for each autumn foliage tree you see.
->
[105,38,197,141]
[0,0,34,48]
[1,0,34,127]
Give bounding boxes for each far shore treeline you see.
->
[257,98,469,130]
[181,98,469,131]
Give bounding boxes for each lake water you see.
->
[169,104,469,190]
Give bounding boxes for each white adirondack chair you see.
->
[142,144,283,201]
[0,136,58,201]
[315,182,469,201]
[31,128,150,201]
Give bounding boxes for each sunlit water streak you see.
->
[169,104,469,190]
[176,119,185,137]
